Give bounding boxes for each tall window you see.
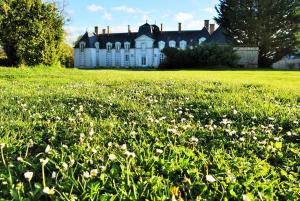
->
[169,40,176,48]
[141,56,146,65]
[125,42,130,52]
[106,43,112,52]
[141,43,146,50]
[95,42,99,52]
[160,54,164,63]
[180,41,187,50]
[199,37,206,45]
[115,42,121,52]
[125,55,129,62]
[159,41,165,50]
[80,42,85,52]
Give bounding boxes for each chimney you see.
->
[210,24,215,34]
[204,20,209,30]
[160,23,163,32]
[107,26,110,34]
[94,26,99,35]
[178,22,182,32]
[128,25,131,33]
[102,29,106,34]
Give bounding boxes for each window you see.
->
[141,43,146,50]
[180,40,187,50]
[125,55,129,62]
[95,42,99,52]
[106,43,112,52]
[169,40,176,48]
[199,37,206,45]
[159,41,165,50]
[160,54,165,63]
[141,56,146,65]
[115,42,121,52]
[124,42,130,51]
[80,42,85,52]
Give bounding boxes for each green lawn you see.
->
[0,67,299,200]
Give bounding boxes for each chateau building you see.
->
[74,20,229,68]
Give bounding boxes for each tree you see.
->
[215,0,300,67]
[0,0,64,66]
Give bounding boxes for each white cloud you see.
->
[175,12,193,22]
[87,4,104,12]
[112,6,141,14]
[87,4,112,21]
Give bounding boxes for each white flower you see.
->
[233,109,238,115]
[24,171,33,182]
[239,137,245,142]
[274,137,280,141]
[51,171,57,179]
[40,158,49,166]
[17,157,24,162]
[108,154,117,161]
[268,117,275,121]
[189,136,199,143]
[28,139,34,147]
[83,171,90,178]
[206,175,216,183]
[124,151,136,158]
[79,105,84,112]
[45,145,51,153]
[242,194,251,201]
[70,159,75,166]
[62,162,68,170]
[108,142,113,147]
[43,187,55,195]
[120,144,127,150]
[286,131,292,136]
[89,128,94,136]
[90,169,98,177]
[156,149,163,154]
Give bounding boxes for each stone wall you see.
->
[234,47,259,68]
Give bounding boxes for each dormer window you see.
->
[179,40,187,50]
[115,42,121,52]
[106,43,112,52]
[124,42,130,52]
[169,40,176,48]
[80,42,85,52]
[159,41,165,50]
[95,42,100,52]
[199,37,206,45]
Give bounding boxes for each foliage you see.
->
[0,0,64,66]
[215,0,300,67]
[60,43,74,68]
[160,44,239,69]
[0,68,299,200]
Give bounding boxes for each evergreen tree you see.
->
[0,0,64,66]
[215,0,300,67]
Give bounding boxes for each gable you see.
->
[135,35,154,42]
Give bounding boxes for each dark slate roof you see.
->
[205,27,231,44]
[74,23,229,48]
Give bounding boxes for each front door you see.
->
[141,56,147,67]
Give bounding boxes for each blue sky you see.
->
[63,0,220,44]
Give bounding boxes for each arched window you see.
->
[199,37,206,45]
[179,40,187,50]
[80,42,86,52]
[160,53,165,63]
[95,42,100,52]
[159,41,165,50]
[124,42,130,52]
[169,40,176,48]
[106,43,112,52]
[115,42,121,52]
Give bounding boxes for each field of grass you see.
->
[0,67,299,200]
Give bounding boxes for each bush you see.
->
[160,44,239,69]
[60,43,74,68]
